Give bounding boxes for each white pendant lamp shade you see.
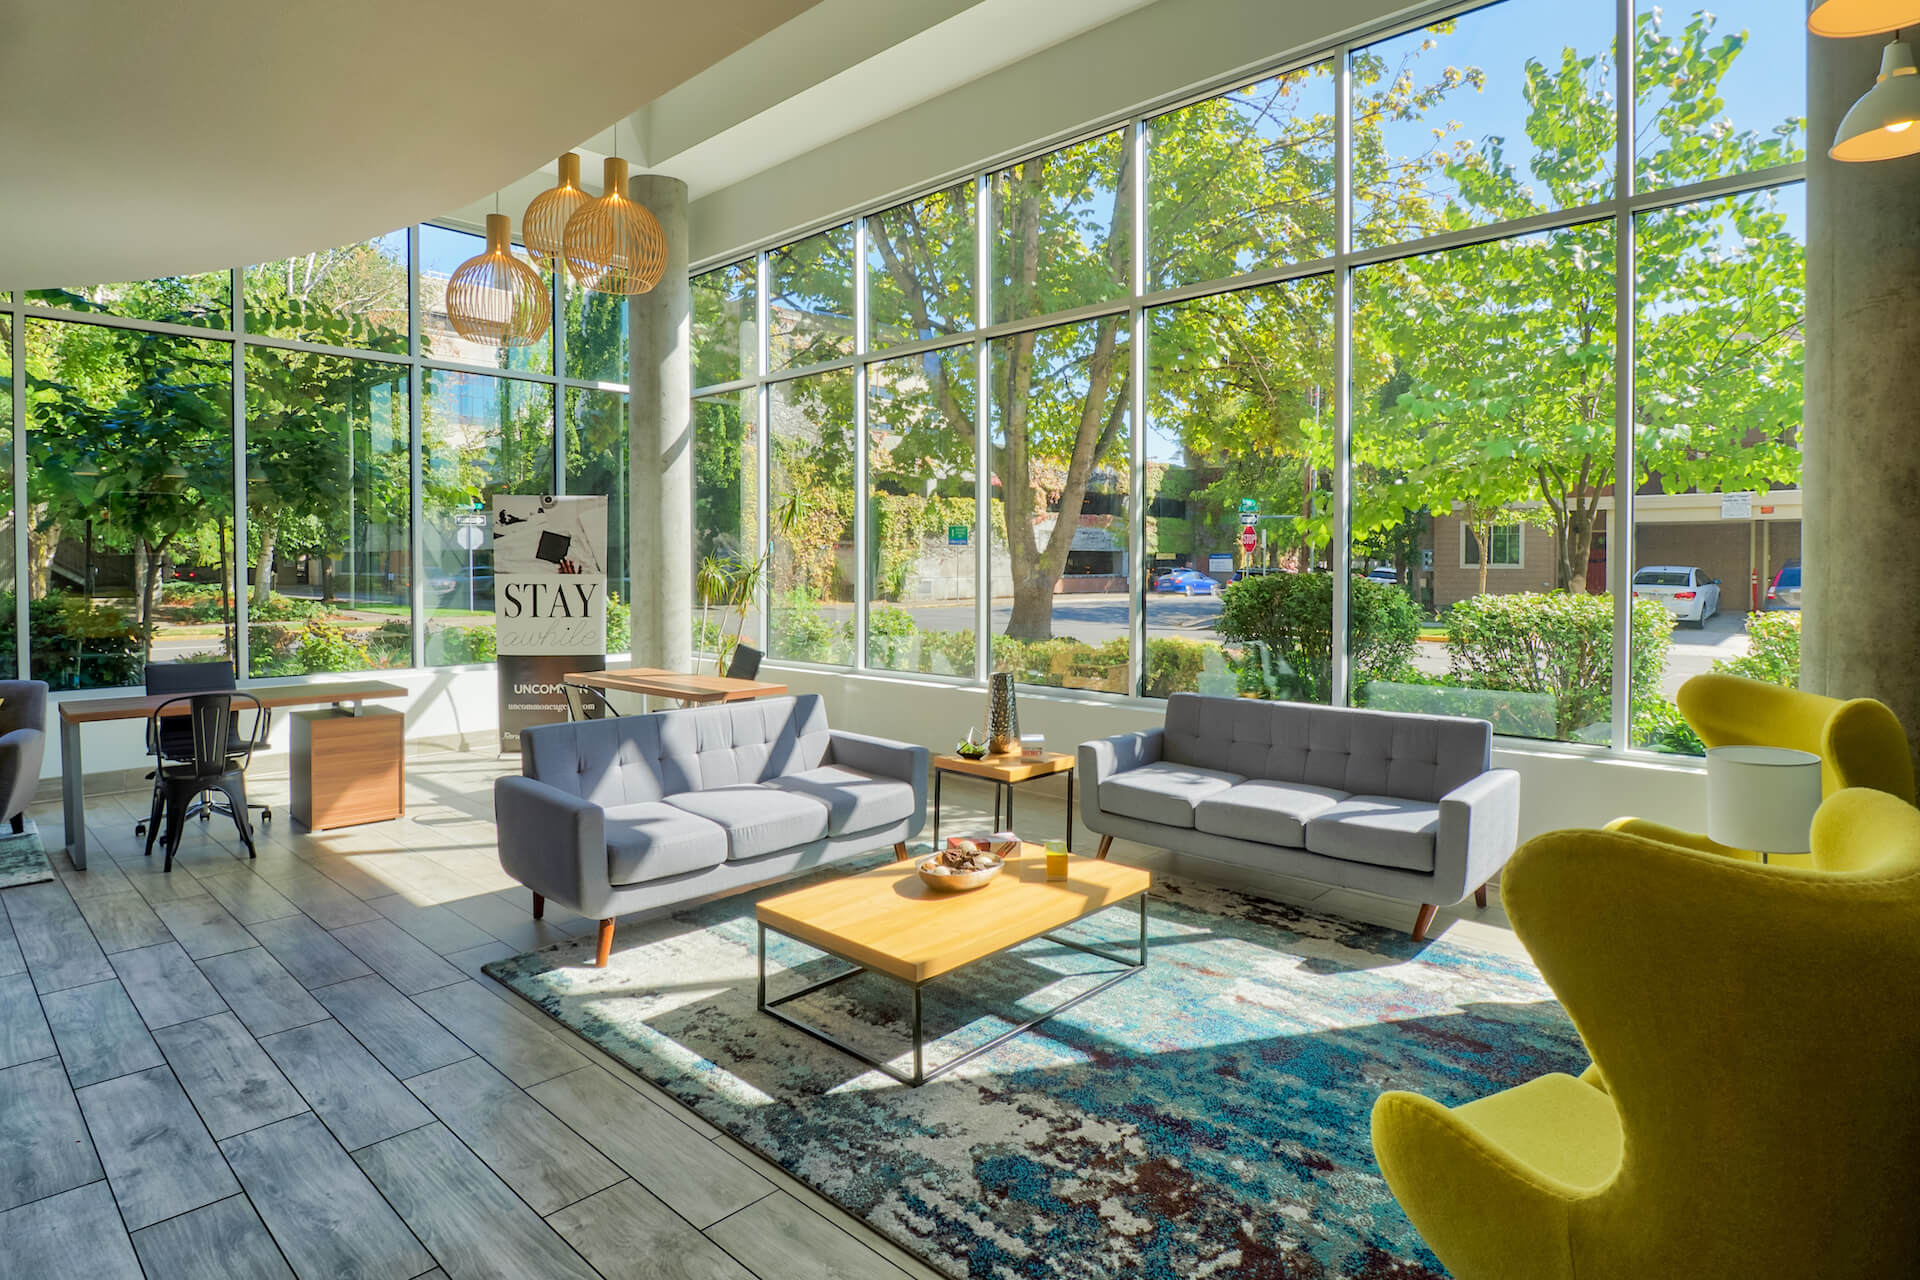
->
[1808,0,1920,37]
[1831,38,1920,161]
[445,213,552,347]
[521,152,590,268]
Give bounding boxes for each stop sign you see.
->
[1240,527,1257,554]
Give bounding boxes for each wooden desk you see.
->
[564,668,788,711]
[57,679,406,868]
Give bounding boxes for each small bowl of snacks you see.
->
[917,838,1004,892]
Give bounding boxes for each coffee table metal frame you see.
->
[756,891,1147,1087]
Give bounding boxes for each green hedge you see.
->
[1215,572,1419,703]
[1444,592,1672,741]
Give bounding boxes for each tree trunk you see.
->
[1006,567,1055,641]
[252,513,277,607]
[1559,506,1596,594]
[24,512,57,599]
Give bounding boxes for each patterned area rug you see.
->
[0,826,52,889]
[485,856,1586,1279]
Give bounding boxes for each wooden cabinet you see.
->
[291,707,404,832]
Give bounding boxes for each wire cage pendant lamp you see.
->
[446,211,551,347]
[563,156,667,296]
[520,152,591,269]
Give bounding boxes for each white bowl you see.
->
[916,853,1003,892]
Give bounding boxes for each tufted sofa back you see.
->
[521,694,832,807]
[1162,693,1491,803]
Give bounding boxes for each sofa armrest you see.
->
[1077,729,1164,832]
[0,728,45,823]
[1434,768,1521,903]
[493,775,609,916]
[826,730,929,834]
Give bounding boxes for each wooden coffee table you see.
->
[755,844,1150,1085]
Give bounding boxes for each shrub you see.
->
[291,621,372,673]
[1360,675,1560,739]
[1716,610,1800,686]
[1216,572,1419,703]
[769,591,844,663]
[432,624,497,666]
[606,592,632,656]
[161,581,221,604]
[250,594,331,624]
[1444,592,1672,741]
[25,596,142,690]
[1144,637,1212,698]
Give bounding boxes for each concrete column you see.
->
[1803,34,1920,779]
[627,174,692,672]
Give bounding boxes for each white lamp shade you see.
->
[1831,39,1920,162]
[1706,746,1824,855]
[1808,0,1920,38]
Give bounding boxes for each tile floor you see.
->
[0,742,1516,1279]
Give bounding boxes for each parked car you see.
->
[1153,568,1220,596]
[1766,559,1801,611]
[1632,565,1720,627]
[430,566,494,607]
[1365,565,1399,585]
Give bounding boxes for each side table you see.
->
[932,751,1076,850]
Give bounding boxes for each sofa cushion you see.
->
[1303,796,1441,873]
[664,785,831,861]
[766,765,914,836]
[1099,761,1245,829]
[1194,779,1348,848]
[603,803,728,886]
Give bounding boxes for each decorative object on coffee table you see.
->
[1044,838,1069,881]
[933,750,1076,849]
[916,838,1004,892]
[987,671,1019,754]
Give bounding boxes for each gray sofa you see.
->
[0,681,47,833]
[1079,693,1519,941]
[494,694,928,965]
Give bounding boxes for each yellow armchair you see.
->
[1371,788,1920,1280]
[1613,672,1915,864]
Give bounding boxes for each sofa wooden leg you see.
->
[1096,834,1113,861]
[1474,883,1488,909]
[595,919,615,968]
[1412,903,1438,942]
[531,893,544,919]
[893,842,909,861]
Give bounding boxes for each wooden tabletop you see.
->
[565,668,787,704]
[756,843,1148,985]
[59,679,408,724]
[933,750,1075,782]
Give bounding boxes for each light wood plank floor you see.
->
[0,741,1515,1278]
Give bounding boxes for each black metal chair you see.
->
[563,683,622,721]
[143,692,267,872]
[725,644,763,681]
[137,661,272,839]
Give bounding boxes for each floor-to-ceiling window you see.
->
[0,219,633,686]
[690,0,1806,755]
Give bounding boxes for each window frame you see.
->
[1461,522,1524,570]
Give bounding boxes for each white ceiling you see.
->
[0,0,820,287]
[438,0,1164,230]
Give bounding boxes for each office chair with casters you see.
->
[563,683,622,721]
[136,660,272,839]
[143,692,267,872]
[725,643,763,681]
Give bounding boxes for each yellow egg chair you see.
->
[1370,787,1920,1280]
[1612,672,1915,864]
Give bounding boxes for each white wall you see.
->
[687,0,1421,263]
[771,666,1709,842]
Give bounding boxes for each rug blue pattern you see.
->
[0,827,52,889]
[485,857,1586,1279]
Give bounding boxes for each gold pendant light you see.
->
[521,153,591,269]
[445,212,551,347]
[562,157,667,296]
[1808,1,1920,38]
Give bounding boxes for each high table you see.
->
[57,679,408,869]
[563,668,788,712]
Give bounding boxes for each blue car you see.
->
[1152,569,1219,596]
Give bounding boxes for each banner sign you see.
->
[493,495,608,753]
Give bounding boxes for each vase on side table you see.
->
[988,671,1020,755]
